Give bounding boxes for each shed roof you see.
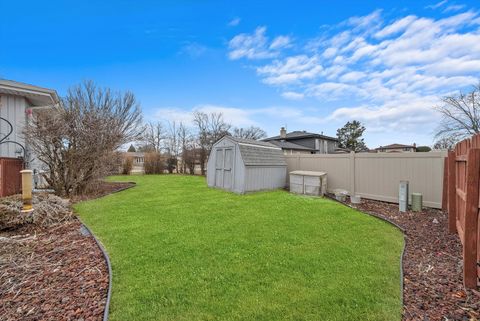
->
[220,136,286,166]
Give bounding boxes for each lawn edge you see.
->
[79,221,113,321]
[325,194,406,318]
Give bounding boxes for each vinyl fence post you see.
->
[349,151,355,196]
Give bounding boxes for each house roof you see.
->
[220,136,287,166]
[264,130,338,142]
[376,143,416,150]
[268,140,314,151]
[0,79,59,106]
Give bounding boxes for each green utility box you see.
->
[411,193,423,212]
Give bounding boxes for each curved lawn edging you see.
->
[326,195,407,309]
[81,222,113,321]
[76,181,137,321]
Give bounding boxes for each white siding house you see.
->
[0,80,59,182]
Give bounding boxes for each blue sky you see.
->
[1,0,479,147]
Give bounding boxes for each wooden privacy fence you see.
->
[285,151,447,208]
[0,157,24,197]
[445,133,480,288]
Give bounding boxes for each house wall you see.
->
[378,147,415,153]
[0,94,27,158]
[244,166,287,192]
[285,151,447,208]
[287,137,337,154]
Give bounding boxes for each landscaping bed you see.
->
[342,197,480,321]
[0,193,111,321]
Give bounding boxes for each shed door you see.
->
[214,148,233,189]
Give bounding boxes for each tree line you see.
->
[25,80,480,196]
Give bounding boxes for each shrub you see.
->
[122,156,133,175]
[144,152,165,174]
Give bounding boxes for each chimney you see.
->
[280,127,287,139]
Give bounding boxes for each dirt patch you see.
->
[340,197,480,321]
[0,219,108,321]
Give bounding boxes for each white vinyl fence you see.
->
[285,151,447,208]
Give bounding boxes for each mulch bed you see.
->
[0,181,134,321]
[0,220,108,321]
[340,197,480,321]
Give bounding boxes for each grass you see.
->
[74,175,403,321]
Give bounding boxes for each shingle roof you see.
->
[376,143,416,149]
[264,130,338,142]
[268,140,314,151]
[222,136,286,166]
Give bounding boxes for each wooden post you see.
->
[448,150,457,233]
[463,148,480,288]
[442,157,448,211]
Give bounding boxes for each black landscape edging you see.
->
[80,222,113,321]
[324,194,407,310]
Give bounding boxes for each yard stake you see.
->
[20,169,33,213]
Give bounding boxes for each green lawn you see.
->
[74,175,403,321]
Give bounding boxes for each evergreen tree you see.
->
[336,120,367,152]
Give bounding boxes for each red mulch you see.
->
[0,220,108,321]
[0,181,134,321]
[342,197,480,321]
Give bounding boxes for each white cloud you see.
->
[426,0,448,10]
[228,17,241,27]
[269,36,292,49]
[257,55,323,85]
[281,91,305,100]
[228,26,291,60]
[444,4,466,13]
[227,7,480,135]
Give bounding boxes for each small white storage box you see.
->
[289,171,327,196]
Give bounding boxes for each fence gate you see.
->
[446,134,480,288]
[0,157,24,197]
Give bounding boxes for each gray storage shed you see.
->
[207,136,287,193]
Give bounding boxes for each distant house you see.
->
[263,127,338,154]
[376,143,417,153]
[123,152,146,174]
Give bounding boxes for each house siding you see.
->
[0,95,27,158]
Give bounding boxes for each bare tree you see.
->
[24,81,143,196]
[433,136,457,150]
[142,121,165,152]
[232,126,267,140]
[165,121,181,173]
[435,83,480,141]
[193,111,231,175]
[177,122,193,173]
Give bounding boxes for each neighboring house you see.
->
[263,127,338,154]
[0,79,59,188]
[376,143,417,153]
[123,152,146,174]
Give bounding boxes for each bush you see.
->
[144,152,165,174]
[122,156,133,175]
